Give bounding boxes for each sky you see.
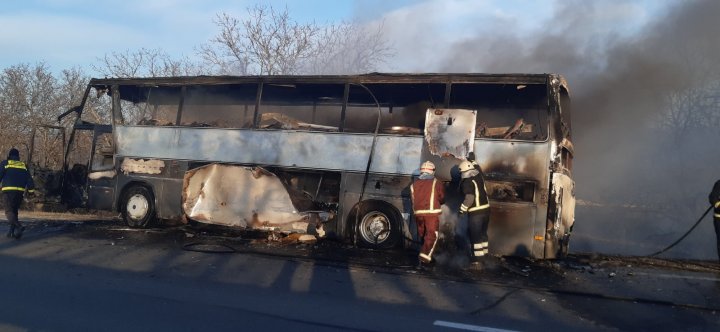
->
[0,0,672,75]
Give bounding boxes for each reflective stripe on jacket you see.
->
[460,174,490,213]
[411,178,445,215]
[0,160,35,193]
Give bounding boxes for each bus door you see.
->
[28,125,66,197]
[86,125,115,211]
[421,108,477,182]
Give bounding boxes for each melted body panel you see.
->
[182,164,313,231]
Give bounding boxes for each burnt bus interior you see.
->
[111,80,549,141]
[57,74,572,258]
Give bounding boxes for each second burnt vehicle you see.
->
[52,73,575,259]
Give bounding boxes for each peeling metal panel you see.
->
[87,170,116,180]
[120,158,165,175]
[424,108,475,158]
[545,172,576,258]
[182,164,318,231]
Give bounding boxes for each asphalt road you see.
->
[0,214,719,331]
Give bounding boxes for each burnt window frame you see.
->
[114,84,184,127]
[178,83,259,128]
[341,82,447,135]
[447,82,550,142]
[254,82,348,132]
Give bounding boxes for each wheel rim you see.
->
[359,211,391,244]
[126,193,149,221]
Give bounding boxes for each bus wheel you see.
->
[122,185,156,228]
[355,202,400,249]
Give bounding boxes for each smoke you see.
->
[372,0,720,259]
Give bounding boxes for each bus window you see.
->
[118,86,181,126]
[82,87,112,125]
[449,83,548,141]
[344,83,445,135]
[259,83,344,131]
[91,132,114,171]
[559,88,571,139]
[181,84,257,128]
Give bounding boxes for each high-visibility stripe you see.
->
[468,179,489,211]
[419,252,432,262]
[413,179,441,214]
[430,179,436,211]
[415,209,442,214]
[473,241,489,257]
[2,187,26,191]
[5,162,27,170]
[427,231,439,259]
[460,204,468,212]
[715,201,720,208]
[715,213,720,218]
[473,242,488,249]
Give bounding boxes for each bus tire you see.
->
[121,185,156,228]
[354,201,401,249]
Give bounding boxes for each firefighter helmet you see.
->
[458,160,474,173]
[420,161,435,174]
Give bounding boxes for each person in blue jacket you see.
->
[0,148,35,239]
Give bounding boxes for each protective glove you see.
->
[467,152,476,162]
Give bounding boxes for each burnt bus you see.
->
[58,73,574,259]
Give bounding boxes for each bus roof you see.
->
[88,73,566,87]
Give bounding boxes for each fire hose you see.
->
[648,205,713,257]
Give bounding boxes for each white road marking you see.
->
[433,320,520,332]
[632,272,720,281]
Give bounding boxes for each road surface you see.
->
[0,213,718,331]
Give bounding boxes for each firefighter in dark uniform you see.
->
[458,157,491,266]
[0,148,35,239]
[411,161,445,266]
[709,180,720,262]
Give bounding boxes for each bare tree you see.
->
[305,20,393,74]
[93,48,200,78]
[0,63,88,168]
[199,5,393,75]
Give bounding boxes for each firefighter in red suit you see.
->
[411,161,445,266]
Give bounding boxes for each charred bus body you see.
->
[58,73,574,259]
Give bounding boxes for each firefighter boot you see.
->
[481,255,501,272]
[13,226,25,240]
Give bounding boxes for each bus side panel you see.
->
[115,127,423,175]
[488,203,538,257]
[472,140,552,258]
